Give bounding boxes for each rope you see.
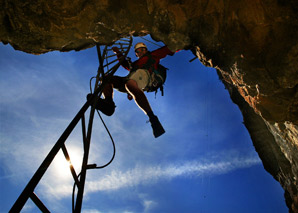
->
[72,173,80,212]
[139,36,163,48]
[72,107,116,212]
[89,76,96,93]
[94,110,116,169]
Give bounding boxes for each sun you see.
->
[53,145,83,180]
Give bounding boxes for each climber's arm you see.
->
[151,46,175,59]
[112,47,130,70]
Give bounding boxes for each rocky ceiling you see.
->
[1,0,297,211]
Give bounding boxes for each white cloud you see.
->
[22,151,261,205]
[82,209,103,213]
[143,199,157,213]
[85,155,261,193]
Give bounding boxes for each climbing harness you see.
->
[147,63,168,97]
[131,51,169,97]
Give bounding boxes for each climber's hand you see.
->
[112,46,120,54]
[127,94,133,101]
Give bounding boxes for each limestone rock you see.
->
[1,0,297,211]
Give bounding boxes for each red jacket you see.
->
[119,46,174,73]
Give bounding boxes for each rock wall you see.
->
[1,0,297,211]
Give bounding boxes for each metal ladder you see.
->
[9,37,132,213]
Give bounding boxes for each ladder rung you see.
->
[105,53,118,59]
[103,58,120,68]
[81,114,87,148]
[106,47,127,52]
[61,145,81,187]
[119,38,130,42]
[113,42,129,46]
[30,192,50,213]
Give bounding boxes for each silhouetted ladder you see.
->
[10,37,132,212]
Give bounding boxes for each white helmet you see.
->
[134,42,147,51]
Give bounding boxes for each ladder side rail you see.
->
[81,112,87,148]
[29,192,50,213]
[80,108,90,151]
[96,44,106,80]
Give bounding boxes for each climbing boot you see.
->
[95,98,116,116]
[87,94,116,116]
[149,115,165,138]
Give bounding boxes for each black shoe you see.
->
[95,98,116,116]
[149,116,165,138]
[86,93,93,102]
[87,93,115,116]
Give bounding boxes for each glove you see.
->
[127,94,133,101]
[112,46,120,54]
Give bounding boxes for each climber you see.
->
[90,42,175,138]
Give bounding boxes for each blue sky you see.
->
[0,36,287,213]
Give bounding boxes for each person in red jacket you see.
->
[91,42,175,138]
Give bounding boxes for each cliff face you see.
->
[1,0,297,211]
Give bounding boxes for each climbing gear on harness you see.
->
[134,42,147,51]
[132,52,169,96]
[87,93,116,116]
[149,115,165,138]
[147,64,168,96]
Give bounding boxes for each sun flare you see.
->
[53,146,83,180]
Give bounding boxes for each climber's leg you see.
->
[125,78,165,138]
[87,76,126,116]
[125,79,152,115]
